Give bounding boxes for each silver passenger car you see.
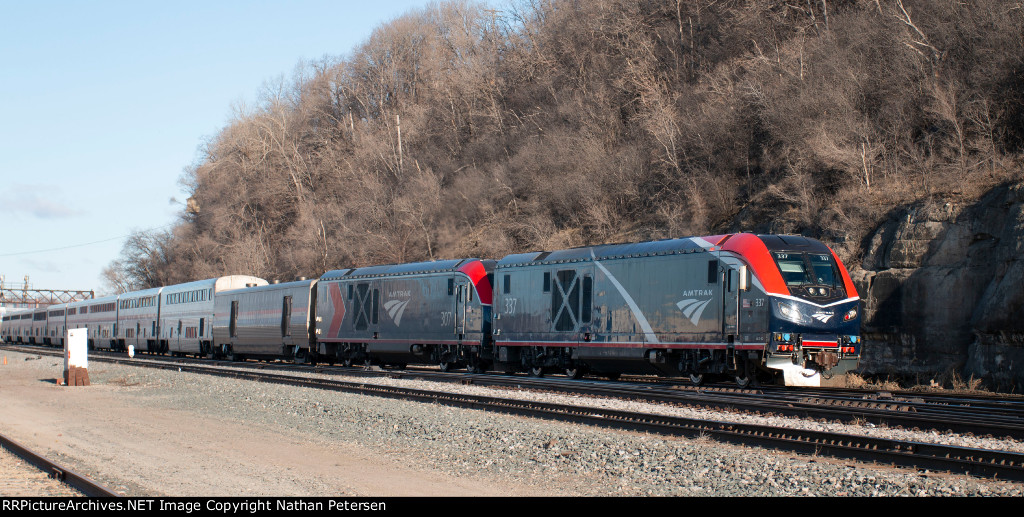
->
[28,308,49,345]
[117,287,162,353]
[66,296,119,350]
[212,279,316,361]
[161,275,268,356]
[45,304,68,346]
[2,308,33,343]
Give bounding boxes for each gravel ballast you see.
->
[1,349,1022,496]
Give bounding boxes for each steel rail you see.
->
[35,350,1024,482]
[227,359,1024,439]
[7,343,1024,441]
[159,363,1024,481]
[0,431,120,497]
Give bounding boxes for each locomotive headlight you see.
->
[777,302,801,322]
[843,307,858,321]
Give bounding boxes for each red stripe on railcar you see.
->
[316,338,466,346]
[327,283,346,338]
[717,233,790,296]
[496,340,766,351]
[458,260,492,305]
[802,340,839,348]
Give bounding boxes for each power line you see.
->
[0,224,176,258]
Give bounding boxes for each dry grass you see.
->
[928,367,988,393]
[842,372,901,391]
[842,369,991,394]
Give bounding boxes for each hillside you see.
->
[104,0,1024,388]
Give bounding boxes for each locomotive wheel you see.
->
[689,373,705,386]
[529,366,544,378]
[734,374,752,389]
[439,361,452,372]
[564,367,583,379]
[342,357,353,368]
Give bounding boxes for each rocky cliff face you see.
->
[852,182,1024,391]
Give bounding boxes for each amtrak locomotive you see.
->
[0,233,860,387]
[489,233,859,387]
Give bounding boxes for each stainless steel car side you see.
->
[66,296,119,350]
[160,275,268,357]
[2,308,34,344]
[212,279,317,362]
[116,287,162,353]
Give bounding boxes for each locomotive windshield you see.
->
[772,252,840,288]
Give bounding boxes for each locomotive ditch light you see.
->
[843,307,858,321]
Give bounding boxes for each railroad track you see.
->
[6,344,1024,481]
[9,343,1024,440]
[0,431,119,497]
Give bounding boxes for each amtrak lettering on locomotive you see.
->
[1,233,860,387]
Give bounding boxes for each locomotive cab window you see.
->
[809,254,840,286]
[773,252,840,288]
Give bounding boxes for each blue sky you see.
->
[1,0,470,297]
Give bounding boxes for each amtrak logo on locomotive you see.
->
[811,312,835,323]
[384,293,412,326]
[676,297,713,326]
